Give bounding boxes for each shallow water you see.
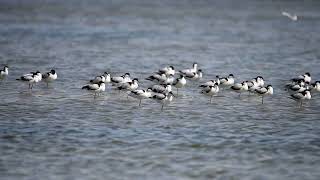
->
[1,0,320,179]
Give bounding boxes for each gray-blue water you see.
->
[1,0,320,179]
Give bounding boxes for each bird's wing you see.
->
[255,87,267,94]
[291,93,304,99]
[111,76,123,83]
[231,83,242,90]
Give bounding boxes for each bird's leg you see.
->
[210,95,213,103]
[161,104,164,111]
[139,99,142,107]
[262,96,264,104]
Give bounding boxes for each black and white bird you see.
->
[180,63,198,74]
[285,79,305,91]
[247,79,259,93]
[146,72,167,83]
[172,75,187,95]
[117,78,139,92]
[158,66,175,76]
[310,81,320,92]
[111,73,131,86]
[181,69,203,81]
[129,88,153,106]
[164,74,175,85]
[288,80,309,94]
[290,90,311,107]
[256,76,264,87]
[82,81,105,97]
[231,81,248,97]
[151,92,175,111]
[0,66,9,80]
[292,72,311,84]
[200,83,219,103]
[199,80,217,88]
[16,71,42,89]
[254,85,274,104]
[150,84,172,94]
[218,74,235,87]
[90,72,111,84]
[42,69,57,86]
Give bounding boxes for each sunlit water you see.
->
[0,0,320,179]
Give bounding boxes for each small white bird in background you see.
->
[0,65,9,80]
[82,81,105,98]
[180,62,198,74]
[282,11,298,21]
[42,69,57,87]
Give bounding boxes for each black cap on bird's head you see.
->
[302,90,310,95]
[257,76,264,80]
[169,66,174,70]
[124,73,130,76]
[198,69,202,72]
[133,78,139,82]
[229,74,234,77]
[50,69,55,74]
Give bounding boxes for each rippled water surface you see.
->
[1,0,320,179]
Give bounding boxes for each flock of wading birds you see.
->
[0,63,319,110]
